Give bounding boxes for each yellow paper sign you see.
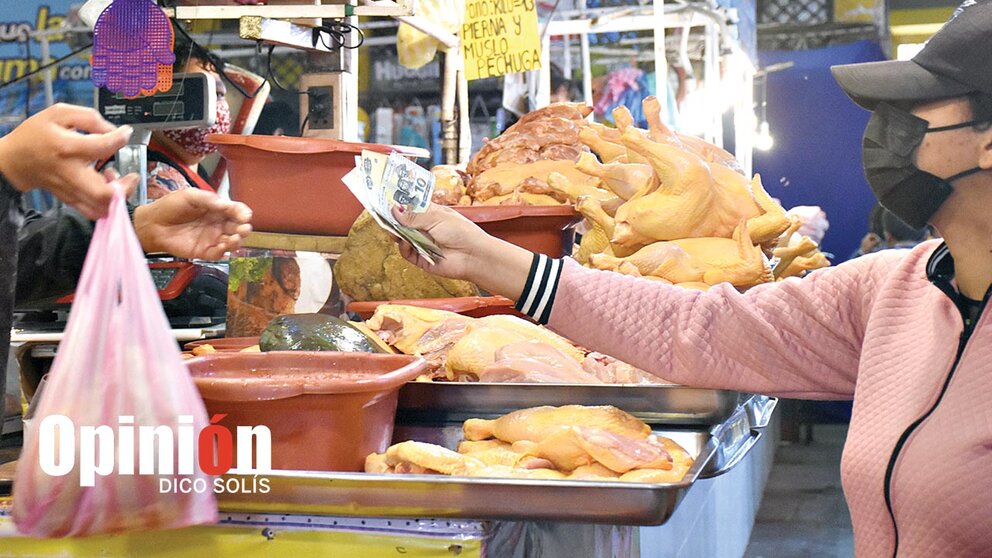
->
[462,0,542,81]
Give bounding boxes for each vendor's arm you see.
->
[16,188,252,305]
[395,204,902,399]
[0,103,132,220]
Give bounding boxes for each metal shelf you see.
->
[164,0,413,20]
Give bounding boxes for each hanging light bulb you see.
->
[755,121,774,151]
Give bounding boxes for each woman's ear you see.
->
[979,125,992,170]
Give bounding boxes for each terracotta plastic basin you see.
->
[208,134,429,236]
[186,351,426,472]
[347,296,532,322]
[453,205,581,257]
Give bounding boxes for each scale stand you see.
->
[97,72,217,205]
[117,128,153,206]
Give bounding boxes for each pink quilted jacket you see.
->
[515,240,992,557]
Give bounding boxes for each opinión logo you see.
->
[36,413,272,494]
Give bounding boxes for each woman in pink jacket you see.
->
[393,4,992,557]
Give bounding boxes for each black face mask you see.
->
[862,102,985,229]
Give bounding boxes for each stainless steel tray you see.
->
[217,405,760,526]
[397,382,744,426]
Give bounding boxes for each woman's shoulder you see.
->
[831,239,942,289]
[147,161,194,199]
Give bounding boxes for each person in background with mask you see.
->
[388,3,992,556]
[107,22,232,196]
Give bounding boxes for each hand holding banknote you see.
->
[342,150,443,264]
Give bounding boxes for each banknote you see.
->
[382,151,434,213]
[344,154,443,264]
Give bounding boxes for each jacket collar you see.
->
[926,242,954,287]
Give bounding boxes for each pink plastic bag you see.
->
[13,187,217,537]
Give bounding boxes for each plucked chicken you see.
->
[611,128,790,248]
[589,220,772,289]
[364,304,669,384]
[368,406,695,483]
[463,405,651,443]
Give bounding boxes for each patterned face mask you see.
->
[162,95,232,158]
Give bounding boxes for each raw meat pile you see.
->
[432,98,829,288]
[366,405,694,483]
[365,304,669,384]
[561,96,829,290]
[430,103,598,206]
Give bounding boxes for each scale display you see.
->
[97,72,215,129]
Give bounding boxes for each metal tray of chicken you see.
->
[216,404,762,526]
[396,381,747,426]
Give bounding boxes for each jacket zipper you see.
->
[882,288,990,557]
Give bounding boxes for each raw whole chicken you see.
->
[463,405,651,443]
[367,406,694,482]
[365,306,673,384]
[611,128,790,248]
[588,220,773,289]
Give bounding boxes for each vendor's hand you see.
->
[0,104,133,219]
[134,188,252,260]
[392,203,534,300]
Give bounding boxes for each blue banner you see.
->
[754,40,887,263]
[0,1,94,133]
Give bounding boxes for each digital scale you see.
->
[97,72,216,205]
[16,74,229,331]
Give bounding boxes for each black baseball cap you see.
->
[831,1,992,110]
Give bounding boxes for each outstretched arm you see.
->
[394,203,902,399]
[533,254,900,399]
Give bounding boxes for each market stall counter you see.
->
[0,386,775,557]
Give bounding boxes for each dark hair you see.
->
[881,208,929,243]
[550,63,571,94]
[967,91,992,131]
[171,20,214,73]
[867,203,885,237]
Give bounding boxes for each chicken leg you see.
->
[520,426,673,473]
[546,170,618,205]
[742,174,792,246]
[612,106,650,165]
[575,152,658,201]
[777,252,831,279]
[576,196,638,258]
[579,127,628,164]
[642,96,742,172]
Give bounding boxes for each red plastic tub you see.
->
[453,205,581,258]
[347,296,530,321]
[209,134,429,236]
[186,351,426,472]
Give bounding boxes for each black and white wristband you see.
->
[515,254,564,325]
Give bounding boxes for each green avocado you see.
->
[259,314,384,353]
